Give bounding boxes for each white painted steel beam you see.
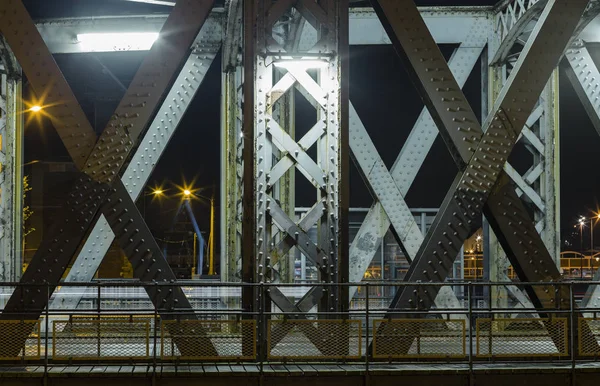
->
[349,103,463,312]
[348,43,483,294]
[50,30,220,310]
[34,8,491,54]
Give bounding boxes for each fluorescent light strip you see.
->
[77,32,159,52]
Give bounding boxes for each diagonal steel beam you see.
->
[565,40,600,137]
[348,40,530,307]
[51,42,220,310]
[370,0,592,353]
[349,103,463,313]
[347,45,481,287]
[373,0,586,310]
[0,0,216,356]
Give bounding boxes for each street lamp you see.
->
[179,185,216,275]
[578,217,585,279]
[28,105,42,113]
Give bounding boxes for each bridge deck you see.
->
[1,363,600,386]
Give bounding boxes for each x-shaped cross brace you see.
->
[0,0,217,356]
[370,0,595,353]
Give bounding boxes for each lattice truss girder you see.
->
[492,0,600,66]
[0,0,217,357]
[366,0,596,353]
[250,0,344,314]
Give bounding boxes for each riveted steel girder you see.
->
[0,0,216,356]
[370,0,593,353]
[565,41,600,138]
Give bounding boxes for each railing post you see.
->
[467,282,473,373]
[365,282,370,373]
[569,282,575,370]
[45,283,49,373]
[97,283,101,359]
[259,282,265,374]
[153,282,158,373]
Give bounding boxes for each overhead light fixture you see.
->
[273,59,328,72]
[77,32,159,52]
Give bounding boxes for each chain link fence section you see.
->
[70,314,157,331]
[579,318,600,356]
[476,318,568,357]
[161,320,256,360]
[52,319,150,360]
[267,319,362,360]
[0,320,40,360]
[372,319,465,359]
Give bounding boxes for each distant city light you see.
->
[183,189,191,197]
[77,32,159,52]
[29,105,42,113]
[152,189,163,196]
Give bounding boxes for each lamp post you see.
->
[592,214,600,261]
[579,217,585,279]
[181,186,216,276]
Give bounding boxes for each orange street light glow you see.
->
[183,189,191,197]
[29,105,42,113]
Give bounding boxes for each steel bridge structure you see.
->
[1,0,600,384]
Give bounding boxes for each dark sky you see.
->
[19,0,600,251]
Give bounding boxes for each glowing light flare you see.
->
[183,189,192,197]
[29,105,42,113]
[273,59,328,72]
[77,32,159,52]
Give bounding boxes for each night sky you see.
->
[19,0,600,251]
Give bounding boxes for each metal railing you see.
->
[0,281,599,369]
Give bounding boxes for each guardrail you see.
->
[0,281,599,369]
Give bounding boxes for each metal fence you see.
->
[0,281,599,367]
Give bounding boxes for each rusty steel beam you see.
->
[370,0,592,353]
[241,0,257,358]
[0,0,216,356]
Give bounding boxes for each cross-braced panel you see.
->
[369,0,596,355]
[249,0,346,314]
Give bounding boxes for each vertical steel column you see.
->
[0,54,22,282]
[222,67,244,283]
[241,0,257,319]
[245,0,348,315]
